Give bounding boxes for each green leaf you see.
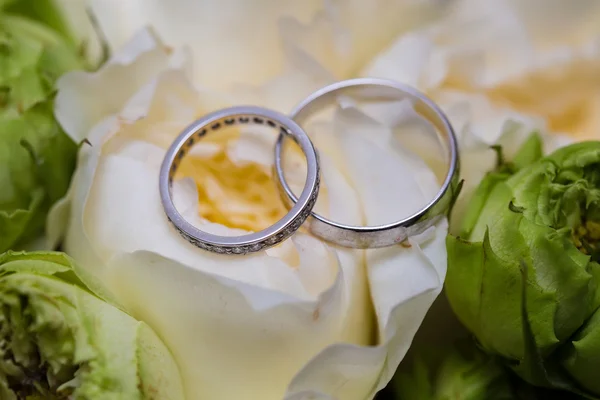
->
[560,300,600,395]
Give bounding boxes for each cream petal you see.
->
[54,29,182,143]
[46,188,72,250]
[425,0,600,86]
[104,247,360,399]
[285,221,447,400]
[86,0,324,90]
[231,45,336,113]
[279,0,454,79]
[498,0,600,51]
[57,44,349,301]
[434,90,546,146]
[361,33,441,90]
[59,117,125,306]
[331,106,441,222]
[361,0,600,107]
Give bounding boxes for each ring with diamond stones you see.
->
[274,77,460,249]
[160,106,320,255]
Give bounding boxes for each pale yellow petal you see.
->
[280,0,454,79]
[87,0,324,90]
[54,29,182,143]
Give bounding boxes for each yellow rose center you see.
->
[176,149,287,232]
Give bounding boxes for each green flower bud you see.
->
[0,251,184,399]
[446,136,600,397]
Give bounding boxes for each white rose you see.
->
[51,20,447,400]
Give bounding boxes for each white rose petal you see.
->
[54,28,447,400]
[278,0,454,80]
[86,0,324,90]
[55,29,186,144]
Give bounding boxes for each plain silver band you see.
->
[274,78,460,249]
[160,106,320,255]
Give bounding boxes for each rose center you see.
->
[175,149,287,232]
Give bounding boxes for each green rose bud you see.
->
[446,136,600,397]
[0,1,93,252]
[0,251,184,399]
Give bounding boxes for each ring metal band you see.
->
[160,106,320,255]
[274,78,460,249]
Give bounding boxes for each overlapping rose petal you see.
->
[85,0,326,90]
[51,28,447,399]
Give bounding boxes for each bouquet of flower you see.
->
[0,0,598,399]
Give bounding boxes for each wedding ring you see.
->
[274,78,460,249]
[160,106,320,255]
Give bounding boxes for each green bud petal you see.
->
[561,306,600,394]
[0,251,185,399]
[0,6,85,252]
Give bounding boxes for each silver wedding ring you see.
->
[274,78,460,249]
[160,106,320,255]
